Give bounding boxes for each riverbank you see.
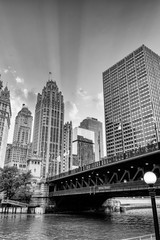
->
[116,197,160,211]
[1,197,160,214]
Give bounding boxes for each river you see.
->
[0,209,159,240]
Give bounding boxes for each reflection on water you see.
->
[0,209,158,240]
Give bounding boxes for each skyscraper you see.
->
[32,72,64,177]
[103,45,160,157]
[13,104,33,145]
[72,127,95,167]
[62,121,72,173]
[79,117,104,161]
[5,104,33,170]
[0,75,11,168]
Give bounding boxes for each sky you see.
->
[0,0,160,147]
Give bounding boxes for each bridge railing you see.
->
[121,233,155,240]
[46,142,160,182]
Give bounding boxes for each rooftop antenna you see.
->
[48,72,52,81]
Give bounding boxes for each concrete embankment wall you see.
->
[0,206,46,214]
[0,207,28,214]
[116,197,160,212]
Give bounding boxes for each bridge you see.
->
[46,143,160,211]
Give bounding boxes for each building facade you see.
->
[103,45,160,157]
[32,72,64,178]
[12,104,32,145]
[72,127,95,167]
[79,117,104,161]
[5,104,33,170]
[61,121,72,173]
[0,76,12,168]
[27,155,42,181]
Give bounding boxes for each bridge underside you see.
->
[50,183,160,212]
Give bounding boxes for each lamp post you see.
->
[144,171,160,240]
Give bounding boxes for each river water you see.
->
[0,209,158,240]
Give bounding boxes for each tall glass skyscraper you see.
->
[103,45,160,157]
[32,73,64,177]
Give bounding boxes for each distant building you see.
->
[61,121,72,173]
[12,104,32,145]
[32,72,64,178]
[79,117,104,161]
[0,75,12,168]
[72,127,95,168]
[5,104,33,170]
[103,45,160,157]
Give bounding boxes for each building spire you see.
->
[48,72,52,81]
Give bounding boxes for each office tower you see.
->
[5,104,33,170]
[72,127,95,167]
[61,121,72,173]
[103,45,160,157]
[0,75,11,168]
[32,72,64,178]
[13,104,33,145]
[80,117,104,161]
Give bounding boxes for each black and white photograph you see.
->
[0,0,160,239]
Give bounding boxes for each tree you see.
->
[0,166,32,202]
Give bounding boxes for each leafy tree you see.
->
[13,185,32,203]
[0,166,32,202]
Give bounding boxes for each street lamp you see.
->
[144,171,160,240]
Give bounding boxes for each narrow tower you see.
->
[62,121,72,172]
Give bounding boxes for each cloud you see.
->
[77,88,103,108]
[92,92,103,106]
[4,69,9,74]
[23,88,28,98]
[0,66,16,76]
[65,101,79,120]
[77,88,91,101]
[12,88,37,109]
[15,76,24,83]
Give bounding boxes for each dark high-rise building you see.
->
[103,45,160,157]
[80,117,104,161]
[0,75,11,168]
[5,104,33,170]
[32,72,64,177]
[72,127,95,167]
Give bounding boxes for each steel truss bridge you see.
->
[46,143,160,211]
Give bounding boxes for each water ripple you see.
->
[0,209,159,240]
